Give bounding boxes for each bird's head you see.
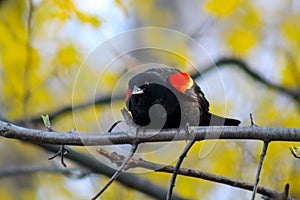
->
[126,67,194,104]
[126,70,165,104]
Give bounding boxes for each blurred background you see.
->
[0,0,300,199]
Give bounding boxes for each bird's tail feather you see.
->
[203,113,240,126]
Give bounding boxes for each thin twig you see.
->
[108,120,123,133]
[40,144,186,200]
[97,148,293,200]
[97,148,125,167]
[189,16,215,39]
[48,145,69,167]
[91,143,139,200]
[290,146,300,159]
[44,117,70,167]
[251,141,269,200]
[166,132,197,200]
[23,0,34,126]
[250,113,256,126]
[282,184,290,200]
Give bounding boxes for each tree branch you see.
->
[167,132,197,200]
[251,141,269,200]
[191,57,300,103]
[1,120,300,146]
[91,143,138,199]
[97,148,293,200]
[39,144,187,200]
[0,165,89,178]
[14,94,125,125]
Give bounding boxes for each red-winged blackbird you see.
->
[126,67,240,129]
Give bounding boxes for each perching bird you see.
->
[126,67,240,129]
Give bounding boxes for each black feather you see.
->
[126,67,240,128]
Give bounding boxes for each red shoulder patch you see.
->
[125,87,131,102]
[169,72,194,93]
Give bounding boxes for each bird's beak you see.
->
[132,85,144,95]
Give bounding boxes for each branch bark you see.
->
[1,120,300,146]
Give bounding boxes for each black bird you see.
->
[126,67,240,129]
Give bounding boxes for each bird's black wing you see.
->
[192,84,210,112]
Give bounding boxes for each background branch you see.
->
[13,57,300,126]
[39,144,187,200]
[15,94,125,125]
[0,165,89,178]
[98,148,293,200]
[191,57,300,104]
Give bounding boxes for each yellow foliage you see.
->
[211,142,242,176]
[0,23,15,46]
[53,0,76,13]
[1,41,41,117]
[53,45,81,68]
[240,5,261,27]
[99,72,121,93]
[51,11,70,22]
[75,10,101,27]
[204,0,241,17]
[20,189,36,200]
[0,0,27,42]
[141,30,189,68]
[0,188,13,200]
[260,142,299,191]
[288,166,300,197]
[41,0,101,27]
[281,14,300,43]
[226,28,257,55]
[176,176,200,198]
[281,65,299,88]
[1,44,26,97]
[283,111,300,128]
